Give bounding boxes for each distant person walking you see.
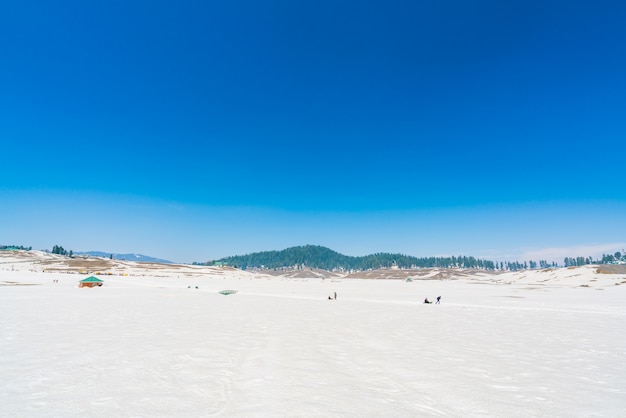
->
[436,296,441,304]
[334,292,337,300]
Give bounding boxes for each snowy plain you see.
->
[1,256,626,417]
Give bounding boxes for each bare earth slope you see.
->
[0,250,254,279]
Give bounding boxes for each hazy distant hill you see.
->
[216,245,496,271]
[74,251,173,264]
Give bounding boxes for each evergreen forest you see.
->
[214,245,498,271]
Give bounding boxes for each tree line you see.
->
[51,245,73,257]
[211,245,499,271]
[564,252,624,267]
[204,245,624,272]
[0,245,32,251]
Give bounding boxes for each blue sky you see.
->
[1,1,625,263]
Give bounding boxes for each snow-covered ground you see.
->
[2,256,626,417]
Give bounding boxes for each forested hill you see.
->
[215,245,496,271]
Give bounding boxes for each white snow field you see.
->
[2,261,626,417]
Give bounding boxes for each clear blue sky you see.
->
[1,1,625,263]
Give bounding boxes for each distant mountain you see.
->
[74,251,173,264]
[216,245,496,271]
